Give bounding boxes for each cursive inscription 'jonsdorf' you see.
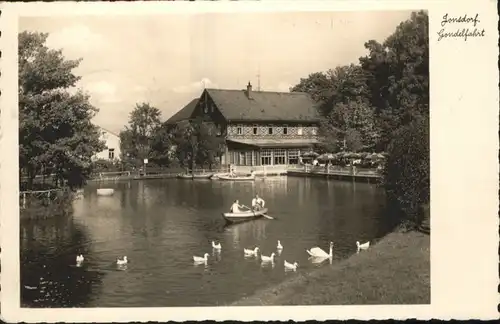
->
[438,14,485,41]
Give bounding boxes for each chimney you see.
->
[246,81,253,99]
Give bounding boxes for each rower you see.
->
[230,199,243,213]
[251,194,265,211]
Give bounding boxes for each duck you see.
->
[356,241,370,251]
[212,241,222,250]
[260,253,275,262]
[306,242,333,258]
[76,254,84,264]
[193,253,209,263]
[244,247,259,256]
[277,240,283,250]
[284,260,299,271]
[116,256,128,265]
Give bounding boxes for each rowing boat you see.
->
[177,173,213,180]
[217,173,256,181]
[222,208,268,223]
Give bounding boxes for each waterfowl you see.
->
[356,241,370,251]
[284,260,298,271]
[244,247,259,256]
[212,241,222,250]
[116,256,128,265]
[76,254,84,263]
[306,242,333,258]
[277,240,283,250]
[260,253,275,262]
[193,253,209,263]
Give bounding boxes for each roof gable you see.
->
[165,98,199,124]
[205,88,320,123]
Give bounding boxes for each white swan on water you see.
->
[306,242,333,258]
[244,247,259,256]
[261,253,275,262]
[117,256,128,265]
[277,240,283,250]
[284,260,298,271]
[212,241,222,250]
[356,241,370,251]
[76,254,84,264]
[193,253,209,263]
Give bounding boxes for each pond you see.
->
[20,176,393,307]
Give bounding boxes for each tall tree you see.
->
[149,123,177,167]
[122,102,162,164]
[19,31,105,189]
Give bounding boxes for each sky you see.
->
[20,11,412,134]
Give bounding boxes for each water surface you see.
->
[21,177,391,307]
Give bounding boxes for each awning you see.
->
[227,138,319,148]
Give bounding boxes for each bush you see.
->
[383,115,429,229]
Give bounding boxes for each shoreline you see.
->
[230,229,430,306]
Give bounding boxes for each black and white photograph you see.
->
[0,0,498,322]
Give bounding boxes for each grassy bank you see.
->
[231,229,430,306]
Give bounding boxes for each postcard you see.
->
[0,0,498,322]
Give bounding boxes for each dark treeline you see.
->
[290,11,429,229]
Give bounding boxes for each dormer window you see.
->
[237,127,242,135]
[311,127,317,135]
[283,126,288,135]
[253,126,258,135]
[268,127,273,135]
[297,125,303,136]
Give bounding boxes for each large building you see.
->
[93,126,121,162]
[166,82,320,167]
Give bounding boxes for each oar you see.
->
[242,204,275,220]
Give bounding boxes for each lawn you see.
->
[231,229,430,305]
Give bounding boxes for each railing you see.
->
[19,189,65,209]
[299,164,381,177]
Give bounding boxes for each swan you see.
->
[261,253,275,262]
[284,260,298,271]
[76,254,84,263]
[356,241,370,251]
[306,242,333,258]
[277,240,283,250]
[117,256,128,265]
[244,247,259,256]
[212,241,222,250]
[193,253,209,263]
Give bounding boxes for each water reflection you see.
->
[22,177,391,307]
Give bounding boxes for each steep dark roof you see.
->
[206,88,320,122]
[165,98,198,124]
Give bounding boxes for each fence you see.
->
[19,189,76,219]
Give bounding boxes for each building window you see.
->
[288,149,299,164]
[245,151,252,166]
[297,126,303,136]
[237,127,242,135]
[283,126,288,135]
[239,152,245,165]
[253,126,258,135]
[268,127,273,135]
[108,148,115,160]
[261,149,272,165]
[273,149,286,165]
[311,127,317,135]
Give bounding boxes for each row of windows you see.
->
[229,149,302,166]
[234,126,317,136]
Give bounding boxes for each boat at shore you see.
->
[177,173,213,180]
[210,173,229,180]
[222,207,269,223]
[217,173,256,181]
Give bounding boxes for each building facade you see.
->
[166,82,320,167]
[93,127,121,162]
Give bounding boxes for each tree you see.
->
[290,72,333,102]
[121,102,162,164]
[19,31,105,189]
[383,115,429,229]
[170,118,224,170]
[360,11,429,148]
[149,123,177,167]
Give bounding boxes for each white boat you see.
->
[222,207,268,223]
[96,188,114,196]
[217,173,256,181]
[177,173,213,180]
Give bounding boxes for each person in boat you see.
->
[251,194,265,211]
[230,199,244,213]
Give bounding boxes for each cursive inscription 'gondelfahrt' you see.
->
[438,14,485,41]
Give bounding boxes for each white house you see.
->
[93,127,121,162]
